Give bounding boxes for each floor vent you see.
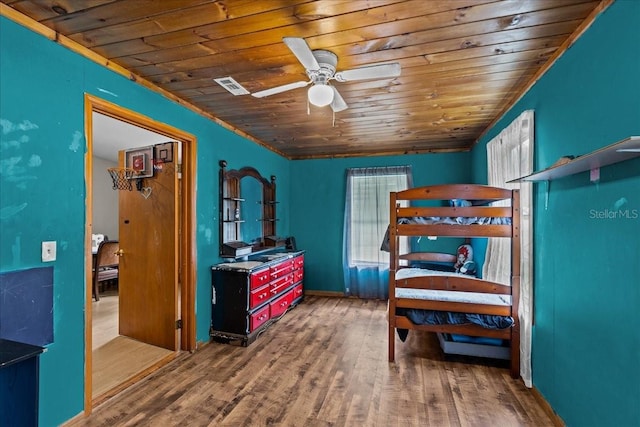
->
[214,77,250,95]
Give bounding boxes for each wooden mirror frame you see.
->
[219,160,277,258]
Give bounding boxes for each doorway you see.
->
[84,95,197,413]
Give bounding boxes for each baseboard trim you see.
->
[304,290,345,298]
[531,386,565,427]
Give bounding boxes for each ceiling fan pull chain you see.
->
[332,109,335,127]
[307,98,310,115]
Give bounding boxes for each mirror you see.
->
[219,160,277,258]
[241,177,262,244]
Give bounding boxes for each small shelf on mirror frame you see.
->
[508,136,640,183]
[223,220,245,223]
[224,197,245,202]
[221,241,252,258]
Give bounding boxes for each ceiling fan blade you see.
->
[330,86,348,112]
[334,62,401,82]
[283,37,320,71]
[251,80,310,98]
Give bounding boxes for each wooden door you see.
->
[118,144,179,350]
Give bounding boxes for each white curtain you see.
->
[485,110,534,387]
[342,166,412,299]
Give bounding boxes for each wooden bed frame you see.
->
[387,184,521,378]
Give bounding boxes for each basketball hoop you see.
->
[107,167,139,191]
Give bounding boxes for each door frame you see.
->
[83,94,197,413]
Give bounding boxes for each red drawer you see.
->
[293,268,303,284]
[270,290,293,318]
[293,255,304,269]
[270,273,293,297]
[250,268,271,290]
[249,283,271,309]
[250,305,270,332]
[270,259,294,280]
[292,283,304,300]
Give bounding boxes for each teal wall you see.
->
[290,152,471,293]
[471,2,640,426]
[3,1,639,426]
[0,16,290,426]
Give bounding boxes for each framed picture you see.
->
[125,146,154,178]
[154,142,174,163]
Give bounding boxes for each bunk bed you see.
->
[387,184,521,378]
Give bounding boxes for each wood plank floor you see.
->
[71,296,553,426]
[93,336,174,399]
[91,289,175,402]
[92,290,120,350]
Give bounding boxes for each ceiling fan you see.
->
[251,37,401,112]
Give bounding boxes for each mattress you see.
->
[395,268,511,306]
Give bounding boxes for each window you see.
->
[343,166,412,298]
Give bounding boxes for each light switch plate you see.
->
[42,241,56,262]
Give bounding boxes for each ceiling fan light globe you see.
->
[308,84,334,107]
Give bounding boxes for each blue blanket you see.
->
[396,308,514,342]
[380,216,511,252]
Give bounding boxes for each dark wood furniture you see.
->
[219,160,281,258]
[92,240,120,301]
[387,184,521,378]
[211,250,304,346]
[0,339,45,427]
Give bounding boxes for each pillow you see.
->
[459,260,477,275]
[454,244,476,275]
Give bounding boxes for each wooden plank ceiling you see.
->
[2,0,604,159]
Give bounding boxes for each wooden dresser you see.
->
[211,250,304,346]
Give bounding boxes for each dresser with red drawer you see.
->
[211,251,304,346]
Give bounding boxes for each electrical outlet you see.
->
[42,241,56,262]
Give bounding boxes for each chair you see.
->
[92,240,119,301]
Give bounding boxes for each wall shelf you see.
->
[509,136,640,183]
